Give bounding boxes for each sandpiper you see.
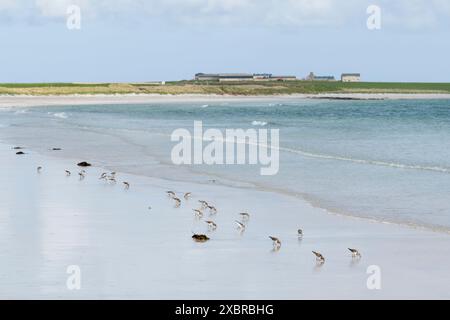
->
[78,170,86,179]
[99,172,107,180]
[166,191,176,198]
[192,234,210,243]
[172,197,181,208]
[269,236,282,250]
[198,200,208,210]
[235,221,246,232]
[123,182,130,189]
[184,192,191,200]
[239,212,250,221]
[65,170,71,176]
[348,248,361,259]
[298,229,303,239]
[312,251,325,264]
[193,209,203,218]
[207,205,217,215]
[205,220,217,231]
[37,166,42,173]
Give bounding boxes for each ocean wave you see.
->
[182,132,450,174]
[14,109,28,115]
[53,112,69,119]
[279,146,450,173]
[200,104,209,108]
[251,121,268,126]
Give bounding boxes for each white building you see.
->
[341,73,361,82]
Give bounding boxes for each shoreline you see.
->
[3,132,449,236]
[1,93,450,108]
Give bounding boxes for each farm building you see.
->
[306,72,335,81]
[341,73,361,82]
[195,73,296,82]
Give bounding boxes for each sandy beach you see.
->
[1,95,450,299]
[2,93,450,109]
[1,142,449,299]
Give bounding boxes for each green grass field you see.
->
[1,81,450,95]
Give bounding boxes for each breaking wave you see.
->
[251,120,268,126]
[52,112,69,119]
[279,146,450,173]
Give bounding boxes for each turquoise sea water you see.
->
[1,99,450,231]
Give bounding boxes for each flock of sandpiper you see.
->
[164,190,362,265]
[15,146,363,267]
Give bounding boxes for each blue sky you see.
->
[1,0,450,82]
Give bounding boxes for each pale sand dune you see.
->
[0,143,449,299]
[1,93,450,109]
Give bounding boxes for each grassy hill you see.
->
[1,81,450,95]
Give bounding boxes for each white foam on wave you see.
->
[193,133,450,174]
[53,112,69,119]
[279,146,450,174]
[14,109,28,114]
[200,104,209,108]
[251,120,268,126]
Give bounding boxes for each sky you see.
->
[1,0,450,83]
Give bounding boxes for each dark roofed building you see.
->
[195,73,221,81]
[217,73,254,82]
[195,73,296,82]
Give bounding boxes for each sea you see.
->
[1,98,450,232]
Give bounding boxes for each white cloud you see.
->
[0,0,16,10]
[0,0,449,29]
[380,0,450,29]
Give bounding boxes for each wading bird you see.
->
[348,248,361,259]
[205,220,217,231]
[123,182,130,190]
[269,236,282,250]
[198,200,208,210]
[207,205,217,215]
[166,191,176,198]
[184,192,191,200]
[312,251,325,264]
[172,197,181,208]
[235,221,246,232]
[239,212,250,221]
[37,166,42,173]
[193,209,203,218]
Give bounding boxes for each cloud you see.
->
[1,0,450,29]
[380,0,450,29]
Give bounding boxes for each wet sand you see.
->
[0,143,449,299]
